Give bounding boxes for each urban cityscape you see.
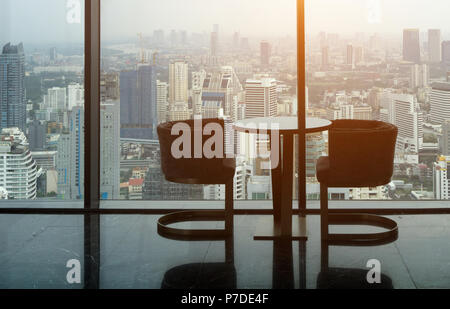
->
[1,9,450,203]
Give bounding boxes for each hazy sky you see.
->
[2,0,450,45]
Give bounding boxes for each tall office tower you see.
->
[44,87,67,110]
[346,44,354,66]
[410,64,429,88]
[156,80,168,124]
[0,43,26,132]
[354,46,364,64]
[403,29,421,63]
[393,95,422,153]
[0,128,39,200]
[100,101,120,200]
[305,132,325,177]
[442,41,450,66]
[260,41,271,67]
[428,29,441,63]
[119,63,157,139]
[56,106,84,200]
[192,87,203,117]
[169,60,189,104]
[28,120,46,150]
[433,156,450,200]
[68,84,84,110]
[321,46,329,69]
[100,72,119,102]
[210,32,219,57]
[441,119,450,156]
[430,82,450,125]
[244,78,277,118]
[49,47,57,61]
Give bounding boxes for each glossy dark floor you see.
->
[0,212,449,289]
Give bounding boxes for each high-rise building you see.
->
[244,78,277,118]
[260,41,271,67]
[68,84,84,110]
[403,29,421,63]
[119,63,157,139]
[169,60,188,104]
[321,46,329,69]
[428,29,441,63]
[440,119,450,156]
[44,87,67,110]
[156,80,168,124]
[168,60,189,121]
[393,95,422,153]
[100,101,120,200]
[210,32,219,57]
[410,64,429,88]
[346,44,354,66]
[100,72,119,102]
[430,82,450,125]
[0,128,40,200]
[28,120,46,151]
[442,41,450,66]
[0,43,26,131]
[56,107,84,199]
[433,156,450,200]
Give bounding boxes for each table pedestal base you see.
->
[254,216,308,241]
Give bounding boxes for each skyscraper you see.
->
[119,63,157,139]
[0,43,26,131]
[156,80,168,124]
[430,82,450,125]
[321,46,329,69]
[260,41,271,68]
[433,156,450,200]
[346,44,354,66]
[169,60,189,104]
[403,29,421,63]
[0,128,40,200]
[410,64,429,88]
[57,106,84,200]
[245,78,277,118]
[442,41,450,66]
[428,29,441,63]
[100,101,120,200]
[168,60,189,121]
[210,32,219,57]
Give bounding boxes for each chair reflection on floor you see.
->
[161,236,236,289]
[317,236,396,289]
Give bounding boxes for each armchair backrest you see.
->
[157,118,226,181]
[328,120,398,187]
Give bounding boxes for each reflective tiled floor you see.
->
[1,213,450,288]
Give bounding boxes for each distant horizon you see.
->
[4,0,450,45]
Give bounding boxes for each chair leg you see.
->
[225,180,234,236]
[320,182,329,241]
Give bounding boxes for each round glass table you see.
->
[234,117,332,240]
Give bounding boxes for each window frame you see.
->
[0,0,448,215]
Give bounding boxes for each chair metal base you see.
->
[325,213,398,246]
[157,210,232,241]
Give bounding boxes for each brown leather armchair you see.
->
[157,118,235,239]
[316,120,399,243]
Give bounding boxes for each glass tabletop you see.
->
[234,117,332,134]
